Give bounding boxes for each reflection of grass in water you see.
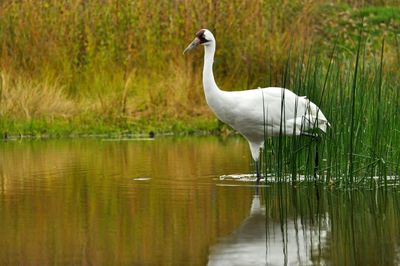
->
[262,184,400,265]
[0,137,254,265]
[260,29,399,186]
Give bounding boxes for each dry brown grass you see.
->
[0,0,398,128]
[0,72,75,120]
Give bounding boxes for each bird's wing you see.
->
[215,87,328,138]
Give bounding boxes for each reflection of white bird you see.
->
[207,195,266,266]
[184,29,329,181]
[207,194,330,265]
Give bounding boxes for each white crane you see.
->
[184,29,329,182]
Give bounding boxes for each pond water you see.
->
[0,137,399,265]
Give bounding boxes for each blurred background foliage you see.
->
[0,0,398,135]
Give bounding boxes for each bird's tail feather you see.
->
[306,101,330,132]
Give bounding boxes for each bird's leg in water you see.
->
[301,133,322,182]
[314,143,319,179]
[255,160,261,184]
[313,137,322,203]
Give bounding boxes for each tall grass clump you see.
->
[260,29,400,187]
[0,73,74,120]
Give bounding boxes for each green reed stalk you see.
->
[348,25,363,184]
[260,26,399,186]
[371,39,385,182]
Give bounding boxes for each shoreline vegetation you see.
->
[1,1,399,138]
[0,116,223,139]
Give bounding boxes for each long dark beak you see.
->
[183,37,200,54]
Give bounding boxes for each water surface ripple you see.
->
[0,137,399,265]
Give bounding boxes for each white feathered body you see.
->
[205,87,329,159]
[195,29,329,161]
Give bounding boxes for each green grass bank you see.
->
[0,1,399,137]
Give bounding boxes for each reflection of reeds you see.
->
[263,184,400,265]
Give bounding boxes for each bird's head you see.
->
[183,29,215,54]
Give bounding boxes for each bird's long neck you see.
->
[202,43,222,108]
